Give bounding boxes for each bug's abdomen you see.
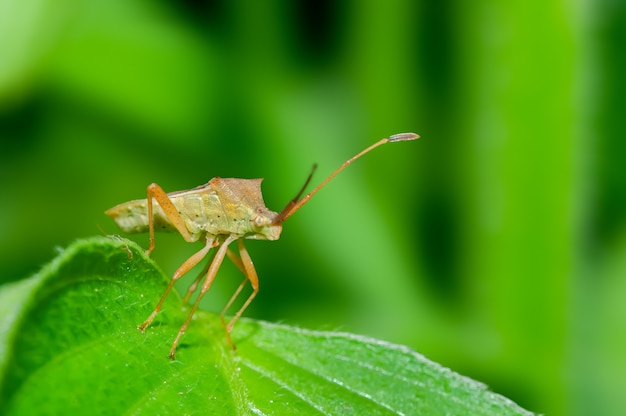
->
[105,199,177,234]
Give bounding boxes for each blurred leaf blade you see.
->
[0,237,534,415]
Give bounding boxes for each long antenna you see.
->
[273,132,419,224]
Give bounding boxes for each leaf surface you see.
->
[0,237,534,415]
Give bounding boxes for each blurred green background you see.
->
[1,0,625,414]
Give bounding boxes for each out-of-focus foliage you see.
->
[0,1,623,415]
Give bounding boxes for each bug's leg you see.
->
[220,239,259,350]
[181,261,210,304]
[226,247,246,274]
[219,248,248,334]
[182,240,220,303]
[146,183,196,256]
[213,248,249,332]
[138,236,216,332]
[168,235,237,360]
[218,248,249,321]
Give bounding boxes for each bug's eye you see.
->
[254,215,265,228]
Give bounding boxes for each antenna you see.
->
[273,132,419,224]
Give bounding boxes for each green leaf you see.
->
[0,237,534,415]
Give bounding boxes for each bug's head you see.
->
[246,207,282,241]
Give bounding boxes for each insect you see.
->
[106,132,419,359]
